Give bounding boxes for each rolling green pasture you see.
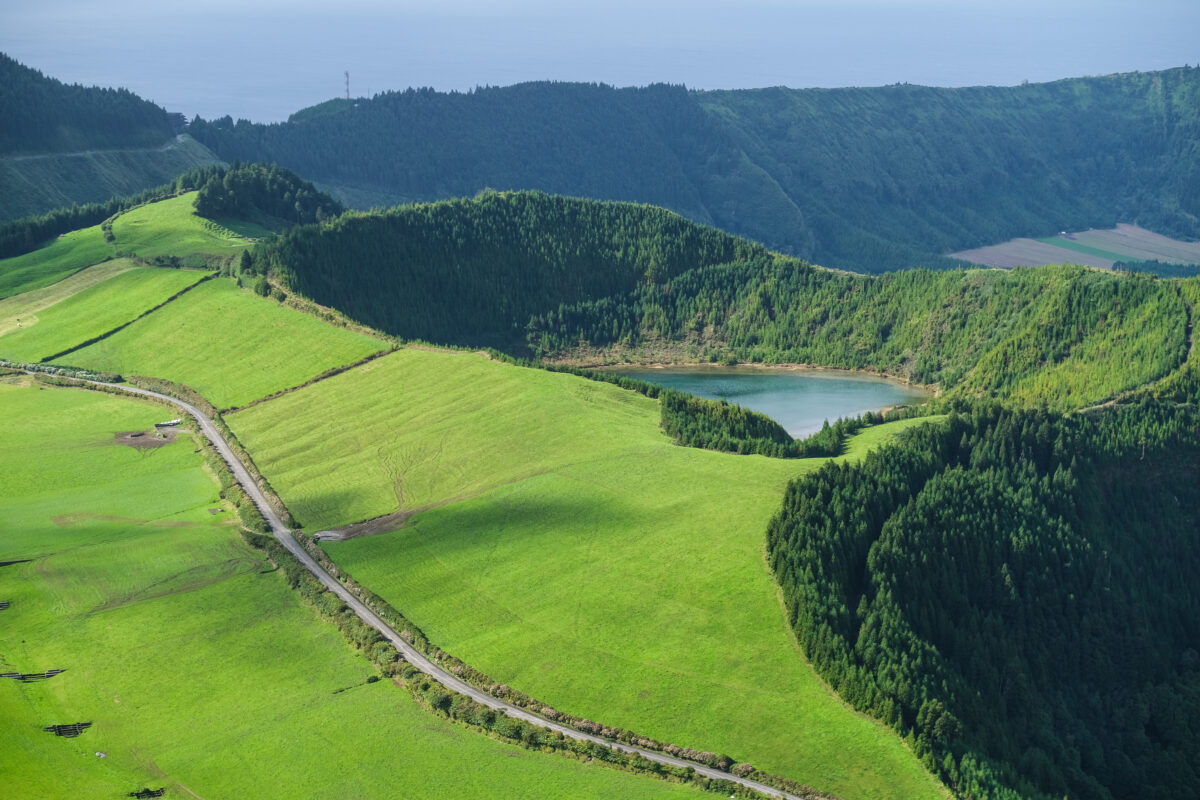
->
[229,349,946,800]
[110,192,270,260]
[59,277,387,409]
[0,379,710,799]
[0,225,112,300]
[0,267,207,362]
[0,259,133,338]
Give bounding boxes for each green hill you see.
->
[191,68,1200,272]
[254,190,1192,409]
[767,401,1200,800]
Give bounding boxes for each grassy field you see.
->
[110,192,270,262]
[229,348,947,800]
[59,277,388,409]
[0,267,207,362]
[0,225,112,300]
[0,378,714,799]
[0,259,134,337]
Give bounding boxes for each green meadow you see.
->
[229,348,946,800]
[0,267,207,362]
[0,379,713,800]
[0,225,112,300]
[110,192,270,261]
[60,277,387,409]
[0,190,259,303]
[0,259,133,338]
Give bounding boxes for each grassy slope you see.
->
[0,259,133,337]
[0,379,709,800]
[0,225,112,300]
[0,267,207,361]
[110,192,269,260]
[228,348,946,800]
[0,135,221,223]
[60,277,387,409]
[0,190,262,302]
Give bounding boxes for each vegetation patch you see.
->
[230,347,946,800]
[767,401,1200,799]
[0,380,716,799]
[58,277,387,409]
[0,267,207,362]
[0,224,111,300]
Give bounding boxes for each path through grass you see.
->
[229,348,947,800]
[0,378,712,799]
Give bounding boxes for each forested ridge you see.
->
[0,163,337,259]
[766,400,1200,799]
[191,68,1200,272]
[0,53,176,156]
[252,190,1192,409]
[249,190,764,349]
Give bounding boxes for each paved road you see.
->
[80,377,801,800]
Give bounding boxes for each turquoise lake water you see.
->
[609,366,929,438]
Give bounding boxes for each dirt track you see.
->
[66,374,811,800]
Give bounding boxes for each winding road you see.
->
[77,377,803,800]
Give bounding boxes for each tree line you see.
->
[766,399,1200,799]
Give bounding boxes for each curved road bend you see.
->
[82,378,802,800]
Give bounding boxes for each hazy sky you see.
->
[3,0,1197,122]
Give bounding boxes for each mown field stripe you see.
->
[40,272,215,363]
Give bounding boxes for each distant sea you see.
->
[3,1,1197,123]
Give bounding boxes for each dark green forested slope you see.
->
[255,191,1191,408]
[0,53,176,155]
[251,190,764,348]
[0,54,223,222]
[190,68,1200,272]
[530,256,1191,407]
[767,401,1200,800]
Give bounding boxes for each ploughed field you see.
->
[0,379,717,800]
[951,223,1200,269]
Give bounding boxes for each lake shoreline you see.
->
[578,361,934,438]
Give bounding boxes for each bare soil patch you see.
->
[952,224,1200,268]
[1072,224,1200,264]
[951,238,1113,268]
[51,512,198,529]
[114,427,178,450]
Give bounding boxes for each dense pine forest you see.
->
[191,68,1200,272]
[252,190,1192,409]
[767,400,1200,800]
[0,54,222,222]
[0,53,176,156]
[249,190,764,348]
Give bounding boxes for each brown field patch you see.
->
[951,238,1113,269]
[114,427,178,450]
[50,512,198,528]
[1072,224,1200,264]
